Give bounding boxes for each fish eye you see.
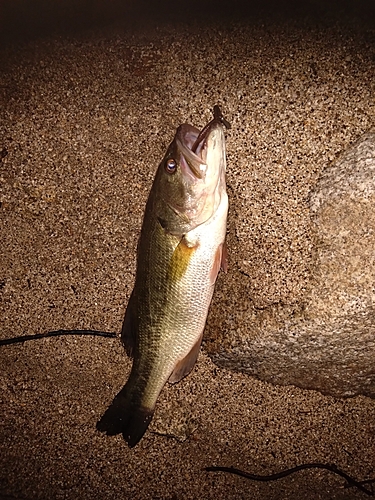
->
[165,158,177,174]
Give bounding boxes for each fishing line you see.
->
[205,463,374,496]
[0,329,118,346]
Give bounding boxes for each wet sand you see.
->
[1,2,375,499]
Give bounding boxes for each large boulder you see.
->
[207,132,375,398]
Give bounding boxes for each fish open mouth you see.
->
[192,105,231,155]
[176,106,230,180]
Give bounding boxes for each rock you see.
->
[207,132,375,398]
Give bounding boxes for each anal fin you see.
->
[221,240,228,272]
[209,241,228,285]
[168,333,203,384]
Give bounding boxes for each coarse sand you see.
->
[1,2,375,499]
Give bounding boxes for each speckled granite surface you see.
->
[1,2,375,499]
[208,133,375,399]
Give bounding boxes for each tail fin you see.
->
[96,387,154,448]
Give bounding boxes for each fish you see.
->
[97,106,229,447]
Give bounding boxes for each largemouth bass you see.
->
[97,106,229,447]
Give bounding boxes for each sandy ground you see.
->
[1,2,375,499]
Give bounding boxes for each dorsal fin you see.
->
[121,290,137,358]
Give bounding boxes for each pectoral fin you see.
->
[169,237,198,282]
[168,333,203,384]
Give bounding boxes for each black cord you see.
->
[0,329,118,346]
[205,463,374,496]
